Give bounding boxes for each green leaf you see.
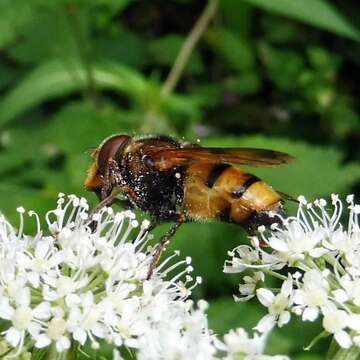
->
[94,28,147,68]
[0,124,55,175]
[0,58,201,128]
[0,63,19,91]
[203,136,360,199]
[307,47,341,74]
[207,28,255,71]
[267,318,325,355]
[294,355,325,360]
[259,43,305,91]
[0,59,147,126]
[208,297,263,334]
[42,101,131,195]
[91,0,131,14]
[223,72,261,95]
[148,34,204,74]
[7,10,78,65]
[327,95,359,136]
[220,0,252,36]
[0,182,55,232]
[46,101,127,154]
[242,0,360,41]
[207,298,324,355]
[0,0,35,48]
[163,221,247,296]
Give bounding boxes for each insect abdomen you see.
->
[183,162,282,225]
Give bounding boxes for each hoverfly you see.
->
[85,135,293,277]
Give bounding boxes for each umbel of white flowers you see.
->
[225,194,360,351]
[0,194,288,359]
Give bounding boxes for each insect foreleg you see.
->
[92,188,122,214]
[86,189,123,232]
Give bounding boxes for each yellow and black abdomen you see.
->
[183,162,282,226]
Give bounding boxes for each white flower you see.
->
[0,194,196,356]
[0,288,50,353]
[224,244,283,274]
[226,194,360,351]
[16,237,64,288]
[222,328,266,357]
[235,272,264,302]
[136,299,217,360]
[0,194,287,359]
[219,325,289,360]
[258,216,327,263]
[322,306,352,349]
[67,292,107,346]
[35,316,71,352]
[256,276,293,333]
[336,274,360,306]
[293,269,329,321]
[224,245,261,273]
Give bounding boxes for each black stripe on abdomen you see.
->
[232,175,260,198]
[206,163,231,188]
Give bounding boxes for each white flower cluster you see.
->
[225,194,360,350]
[0,194,287,359]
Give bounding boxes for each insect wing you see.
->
[149,147,293,171]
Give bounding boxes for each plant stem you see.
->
[45,343,64,360]
[331,346,360,360]
[263,268,288,281]
[328,338,360,360]
[44,342,78,360]
[161,0,219,96]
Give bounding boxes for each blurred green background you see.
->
[1,0,360,358]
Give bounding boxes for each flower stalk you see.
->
[331,344,360,360]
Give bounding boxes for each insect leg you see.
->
[146,219,184,279]
[92,188,122,214]
[88,158,132,229]
[86,189,123,232]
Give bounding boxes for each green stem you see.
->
[80,271,108,293]
[262,268,288,281]
[304,330,329,351]
[323,252,346,276]
[66,342,79,360]
[331,346,360,360]
[328,338,360,360]
[44,342,78,360]
[44,343,63,360]
[161,0,219,96]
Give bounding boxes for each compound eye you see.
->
[97,135,131,173]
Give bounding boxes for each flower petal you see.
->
[335,330,352,349]
[73,327,87,345]
[279,311,291,327]
[5,327,21,347]
[302,307,319,322]
[256,288,275,307]
[33,302,51,320]
[0,299,14,320]
[56,337,71,352]
[35,334,51,348]
[254,314,275,333]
